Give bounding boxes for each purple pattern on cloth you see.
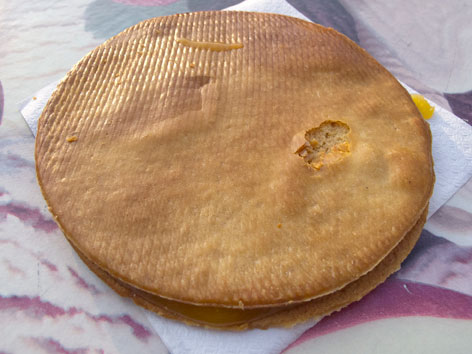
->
[0,80,3,125]
[112,0,179,5]
[41,259,59,272]
[287,0,359,43]
[428,205,472,234]
[0,153,34,170]
[0,200,58,233]
[0,239,60,274]
[0,295,153,342]
[67,267,101,295]
[4,260,25,276]
[427,204,472,244]
[445,91,472,125]
[285,279,472,351]
[84,0,241,39]
[397,229,472,296]
[29,337,89,354]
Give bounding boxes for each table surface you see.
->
[1,1,472,353]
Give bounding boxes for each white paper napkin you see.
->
[20,1,472,353]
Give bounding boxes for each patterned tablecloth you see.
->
[1,1,472,353]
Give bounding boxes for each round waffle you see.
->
[36,11,434,324]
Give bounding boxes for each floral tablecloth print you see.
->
[1,1,471,353]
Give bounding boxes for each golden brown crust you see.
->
[35,11,434,307]
[72,207,426,330]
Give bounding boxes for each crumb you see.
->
[189,62,196,68]
[33,96,37,100]
[296,120,350,170]
[277,223,282,228]
[66,136,78,143]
